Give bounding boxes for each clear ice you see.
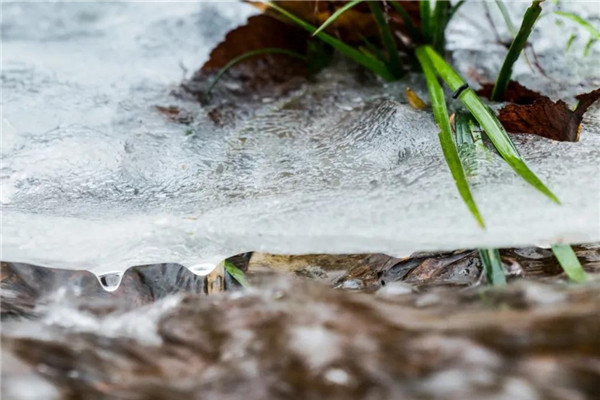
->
[2,1,599,274]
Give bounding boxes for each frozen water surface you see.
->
[2,1,599,274]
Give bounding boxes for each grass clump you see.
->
[415,47,484,227]
[263,0,559,228]
[204,1,596,285]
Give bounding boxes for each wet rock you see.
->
[2,276,600,400]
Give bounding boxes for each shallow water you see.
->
[2,1,599,276]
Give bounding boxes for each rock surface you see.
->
[2,247,600,399]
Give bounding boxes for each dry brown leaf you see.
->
[200,14,308,84]
[478,82,600,142]
[179,14,309,101]
[406,87,427,109]
[477,81,543,105]
[497,88,600,142]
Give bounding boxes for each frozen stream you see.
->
[2,1,600,275]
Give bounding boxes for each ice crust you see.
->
[2,1,599,274]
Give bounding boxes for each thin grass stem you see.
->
[420,0,432,43]
[312,0,363,37]
[449,0,466,21]
[495,0,516,35]
[359,34,386,62]
[555,11,600,40]
[368,1,403,77]
[267,1,395,81]
[389,1,419,40]
[584,37,595,56]
[206,48,306,97]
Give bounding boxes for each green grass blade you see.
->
[449,0,466,21]
[206,48,307,97]
[390,1,419,40]
[224,260,249,287]
[479,248,507,285]
[565,33,576,51]
[495,0,516,35]
[359,34,386,61]
[584,37,595,56]
[455,110,486,149]
[420,0,432,42]
[431,0,451,53]
[491,0,543,101]
[267,1,395,81]
[312,0,363,37]
[455,111,477,177]
[555,11,600,40]
[455,110,475,147]
[422,45,560,204]
[416,47,485,228]
[551,244,587,283]
[368,1,403,77]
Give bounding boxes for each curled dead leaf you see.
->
[406,87,427,110]
[478,82,600,142]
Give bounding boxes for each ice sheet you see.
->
[2,1,599,274]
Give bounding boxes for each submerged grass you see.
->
[206,48,307,98]
[479,248,507,285]
[416,47,485,227]
[491,0,543,101]
[551,244,587,283]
